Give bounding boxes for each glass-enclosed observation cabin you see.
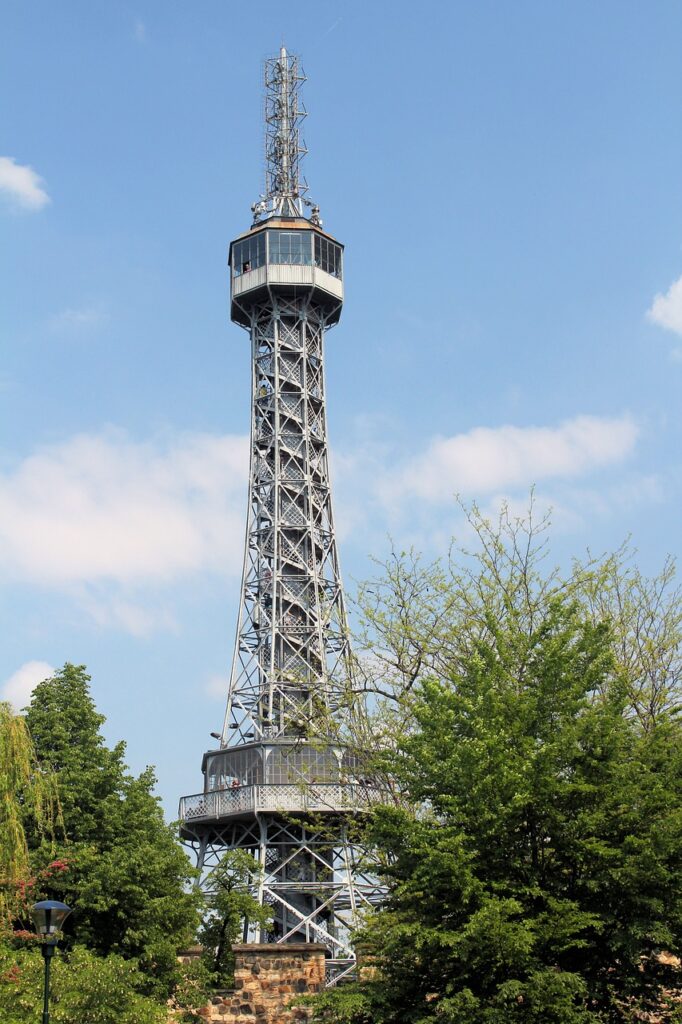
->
[229,220,344,326]
[178,740,380,826]
[201,741,361,792]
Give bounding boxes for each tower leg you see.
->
[195,834,209,884]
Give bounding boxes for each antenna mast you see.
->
[252,46,320,224]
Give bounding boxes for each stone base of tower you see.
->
[187,944,326,1023]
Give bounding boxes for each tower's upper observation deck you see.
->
[229,47,343,327]
[229,218,343,326]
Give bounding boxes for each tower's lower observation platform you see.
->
[179,739,382,836]
[179,741,387,985]
[179,780,382,836]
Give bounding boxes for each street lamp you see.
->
[30,900,71,1024]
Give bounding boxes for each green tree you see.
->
[0,943,167,1024]
[313,506,682,1022]
[23,664,201,997]
[349,502,681,743]
[0,701,61,932]
[576,547,682,731]
[198,850,272,987]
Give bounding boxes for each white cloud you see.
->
[133,19,146,42]
[648,274,682,337]
[205,673,230,701]
[49,307,107,331]
[0,430,249,587]
[380,415,639,504]
[78,593,178,637]
[0,156,50,211]
[1,661,55,711]
[0,414,642,633]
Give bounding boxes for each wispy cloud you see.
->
[647,275,682,359]
[133,18,146,42]
[330,412,644,559]
[0,429,249,588]
[205,673,230,701]
[0,156,50,211]
[77,592,178,637]
[379,415,639,504]
[49,307,108,332]
[315,17,342,43]
[0,414,643,633]
[1,660,55,711]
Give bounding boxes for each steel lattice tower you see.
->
[179,48,382,984]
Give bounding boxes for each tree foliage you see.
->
[577,548,682,730]
[314,503,682,1022]
[349,502,681,740]
[0,701,61,932]
[198,850,272,987]
[21,664,201,996]
[0,944,167,1024]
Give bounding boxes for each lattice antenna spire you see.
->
[251,47,321,225]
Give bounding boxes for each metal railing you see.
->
[179,782,382,822]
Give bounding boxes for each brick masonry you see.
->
[192,944,326,1023]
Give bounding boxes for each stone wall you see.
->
[198,944,326,1024]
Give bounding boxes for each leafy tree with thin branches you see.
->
[0,701,61,932]
[312,503,682,1022]
[198,850,272,987]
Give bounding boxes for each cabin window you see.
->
[314,234,342,278]
[205,748,263,791]
[232,232,266,277]
[267,230,313,266]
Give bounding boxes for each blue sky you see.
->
[1,0,681,816]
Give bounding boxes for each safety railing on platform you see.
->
[179,782,382,822]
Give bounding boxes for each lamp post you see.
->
[30,900,71,1024]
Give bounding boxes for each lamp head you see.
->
[31,900,71,938]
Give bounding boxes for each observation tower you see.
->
[179,48,381,983]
